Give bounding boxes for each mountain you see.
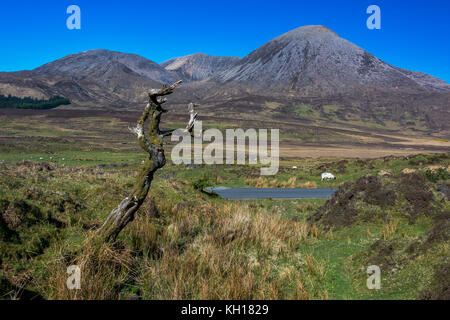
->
[196,25,450,130]
[33,49,178,84]
[214,25,449,94]
[161,53,241,81]
[0,50,179,107]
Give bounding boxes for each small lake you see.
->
[204,187,337,199]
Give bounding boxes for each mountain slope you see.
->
[161,53,241,81]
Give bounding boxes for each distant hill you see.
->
[161,53,241,81]
[33,49,178,84]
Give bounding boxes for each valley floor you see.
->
[0,108,449,162]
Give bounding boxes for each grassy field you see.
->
[0,109,449,300]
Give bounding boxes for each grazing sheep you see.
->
[321,172,336,181]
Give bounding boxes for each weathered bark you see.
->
[99,80,197,241]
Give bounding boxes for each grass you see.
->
[290,104,321,120]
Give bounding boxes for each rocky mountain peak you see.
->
[214,25,449,95]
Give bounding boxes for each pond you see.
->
[204,187,337,199]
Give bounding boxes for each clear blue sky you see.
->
[0,0,449,82]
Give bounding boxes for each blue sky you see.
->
[0,0,449,82]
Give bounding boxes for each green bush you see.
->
[191,173,214,190]
[423,168,450,183]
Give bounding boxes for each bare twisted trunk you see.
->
[99,80,197,241]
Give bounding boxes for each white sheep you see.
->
[321,172,336,181]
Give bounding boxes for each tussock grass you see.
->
[245,177,317,188]
[128,201,322,299]
[382,218,399,240]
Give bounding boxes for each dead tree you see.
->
[99,80,197,241]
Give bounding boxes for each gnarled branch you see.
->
[99,80,197,241]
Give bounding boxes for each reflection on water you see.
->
[205,187,336,199]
